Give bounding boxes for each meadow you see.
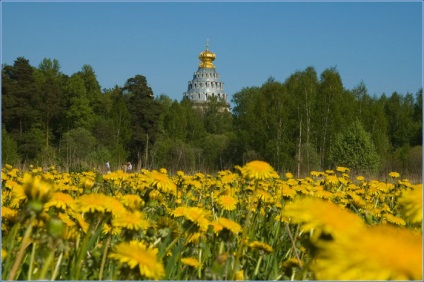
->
[1,161,422,280]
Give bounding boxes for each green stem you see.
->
[38,247,55,279]
[285,223,302,268]
[254,255,263,277]
[7,215,35,280]
[159,222,194,261]
[99,235,112,280]
[231,196,252,280]
[28,241,37,280]
[51,251,63,281]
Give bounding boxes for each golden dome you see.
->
[199,42,216,68]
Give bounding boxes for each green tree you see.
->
[285,66,319,175]
[124,75,162,169]
[60,127,97,169]
[330,120,379,173]
[412,88,422,146]
[78,65,106,116]
[204,96,233,135]
[384,92,416,149]
[34,58,65,149]
[65,74,95,130]
[108,86,132,165]
[2,57,40,138]
[314,67,345,169]
[1,127,20,165]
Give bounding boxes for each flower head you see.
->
[112,211,150,231]
[74,193,126,216]
[389,171,400,178]
[312,225,422,280]
[217,195,238,211]
[240,160,279,181]
[248,241,273,254]
[398,184,422,225]
[109,241,164,280]
[146,170,177,196]
[181,257,200,268]
[284,197,365,241]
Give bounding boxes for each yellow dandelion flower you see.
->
[217,195,238,211]
[347,191,366,209]
[187,232,202,244]
[57,212,76,227]
[74,193,126,216]
[68,211,89,233]
[285,172,294,179]
[280,184,297,199]
[73,193,107,213]
[210,221,224,233]
[255,188,274,203]
[286,178,298,187]
[336,166,350,173]
[186,179,202,190]
[156,216,180,239]
[23,173,53,210]
[112,211,150,231]
[398,184,422,224]
[102,223,122,235]
[389,171,400,178]
[220,172,238,184]
[2,248,7,260]
[248,241,273,253]
[356,175,365,182]
[241,160,279,181]
[236,269,244,281]
[4,179,20,191]
[183,207,210,232]
[216,217,242,234]
[109,241,164,280]
[120,194,144,210]
[61,226,80,240]
[311,171,325,177]
[313,225,422,280]
[44,192,74,211]
[314,189,334,200]
[171,206,186,217]
[284,197,365,241]
[382,213,406,226]
[2,206,18,221]
[181,257,200,268]
[146,170,177,196]
[325,175,339,186]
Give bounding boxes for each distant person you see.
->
[105,161,111,173]
[127,162,132,172]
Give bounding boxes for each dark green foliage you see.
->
[1,57,421,177]
[123,75,162,169]
[329,120,380,173]
[1,127,20,165]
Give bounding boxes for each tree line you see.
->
[2,57,422,178]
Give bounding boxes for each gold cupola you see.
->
[198,41,216,68]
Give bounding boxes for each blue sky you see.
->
[1,1,422,103]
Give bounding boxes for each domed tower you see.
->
[183,41,230,110]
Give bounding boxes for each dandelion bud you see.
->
[23,173,53,212]
[83,178,95,190]
[48,218,64,238]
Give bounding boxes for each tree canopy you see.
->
[2,57,422,178]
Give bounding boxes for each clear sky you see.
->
[1,1,423,103]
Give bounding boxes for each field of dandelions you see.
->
[1,161,422,280]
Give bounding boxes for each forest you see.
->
[1,57,422,179]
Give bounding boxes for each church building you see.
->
[183,42,230,111]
